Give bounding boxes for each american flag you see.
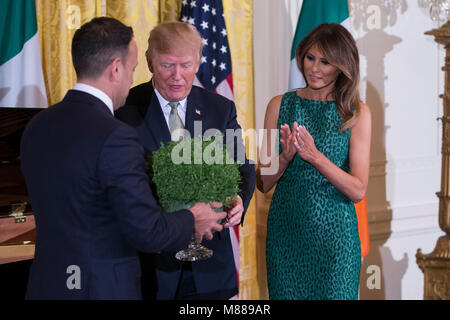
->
[181,0,240,290]
[181,0,234,101]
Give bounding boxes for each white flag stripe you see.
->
[289,59,306,91]
[0,33,47,108]
[229,227,239,271]
[195,76,234,102]
[193,75,204,88]
[341,17,352,35]
[215,78,234,101]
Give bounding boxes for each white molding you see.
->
[367,202,442,240]
[369,156,440,177]
[386,156,441,174]
[369,160,387,177]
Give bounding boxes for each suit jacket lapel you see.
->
[146,92,172,144]
[140,81,172,145]
[143,83,205,143]
[185,89,204,138]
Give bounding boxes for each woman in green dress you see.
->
[257,23,371,300]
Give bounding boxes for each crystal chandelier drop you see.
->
[418,0,450,21]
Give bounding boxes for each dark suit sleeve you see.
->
[224,100,256,225]
[97,124,194,252]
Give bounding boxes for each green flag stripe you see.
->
[0,0,38,65]
[290,0,349,59]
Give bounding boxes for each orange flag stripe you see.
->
[355,197,370,258]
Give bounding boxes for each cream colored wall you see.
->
[253,0,446,300]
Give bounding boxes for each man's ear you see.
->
[110,57,122,81]
[194,55,201,73]
[194,62,200,74]
[146,50,154,73]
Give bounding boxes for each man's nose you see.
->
[172,65,182,79]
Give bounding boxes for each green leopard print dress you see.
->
[266,91,361,300]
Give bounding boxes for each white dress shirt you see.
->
[153,87,187,127]
[73,83,114,115]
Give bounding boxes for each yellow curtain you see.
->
[36,0,96,105]
[36,0,261,300]
[221,0,262,300]
[36,0,180,105]
[103,0,181,85]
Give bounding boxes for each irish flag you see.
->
[0,0,47,108]
[289,0,351,90]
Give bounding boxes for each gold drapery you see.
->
[36,0,262,299]
[100,0,182,86]
[221,0,263,300]
[37,0,96,105]
[36,0,181,105]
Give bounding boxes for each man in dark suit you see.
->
[20,17,226,300]
[115,22,255,300]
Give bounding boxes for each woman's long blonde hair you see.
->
[295,23,361,131]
